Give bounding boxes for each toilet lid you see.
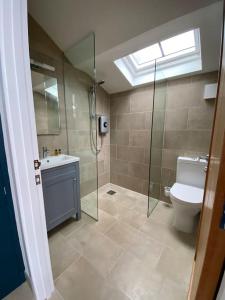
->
[170,183,204,204]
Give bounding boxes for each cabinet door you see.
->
[42,164,78,231]
[0,118,25,298]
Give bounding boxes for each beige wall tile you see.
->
[110,94,130,115]
[164,130,188,150]
[150,182,160,199]
[111,159,129,175]
[149,166,161,183]
[166,77,199,109]
[154,83,167,110]
[142,180,150,196]
[110,115,116,129]
[187,106,214,130]
[111,130,129,145]
[150,148,163,166]
[128,162,149,180]
[110,72,216,201]
[165,109,188,130]
[186,130,211,152]
[130,88,153,112]
[117,113,146,130]
[110,144,117,158]
[130,130,150,147]
[117,146,145,163]
[98,160,105,175]
[145,111,153,129]
[111,173,143,194]
[152,110,166,131]
[98,172,110,188]
[151,130,164,148]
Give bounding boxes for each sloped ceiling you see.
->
[28,0,222,94]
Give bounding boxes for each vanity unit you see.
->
[41,155,81,231]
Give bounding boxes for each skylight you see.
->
[131,43,162,65]
[160,30,195,55]
[114,28,201,86]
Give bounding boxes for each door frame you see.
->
[188,2,225,298]
[0,0,54,299]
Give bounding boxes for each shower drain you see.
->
[107,190,116,195]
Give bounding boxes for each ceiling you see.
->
[28,0,223,94]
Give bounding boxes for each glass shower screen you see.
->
[148,61,167,216]
[64,33,98,220]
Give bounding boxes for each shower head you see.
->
[97,80,105,86]
[89,80,105,93]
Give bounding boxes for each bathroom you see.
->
[1,0,225,300]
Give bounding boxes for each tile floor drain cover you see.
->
[107,190,116,195]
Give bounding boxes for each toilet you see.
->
[170,156,207,233]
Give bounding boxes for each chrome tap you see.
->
[198,154,209,162]
[42,146,49,158]
[198,154,209,173]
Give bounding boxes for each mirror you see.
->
[31,69,60,135]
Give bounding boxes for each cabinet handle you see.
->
[73,178,77,182]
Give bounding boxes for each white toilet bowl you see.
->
[170,183,204,233]
[169,156,207,233]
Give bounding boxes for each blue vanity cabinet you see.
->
[41,162,81,231]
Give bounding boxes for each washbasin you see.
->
[41,154,80,170]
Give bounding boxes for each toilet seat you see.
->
[170,183,204,206]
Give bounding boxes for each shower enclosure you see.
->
[64,33,99,220]
[63,34,168,220]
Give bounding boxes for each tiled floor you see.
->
[5,183,196,300]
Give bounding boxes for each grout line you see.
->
[54,255,83,283]
[53,289,64,300]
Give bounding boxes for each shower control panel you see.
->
[99,115,109,134]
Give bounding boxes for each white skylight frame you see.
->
[114,28,202,86]
[131,43,162,66]
[160,29,196,55]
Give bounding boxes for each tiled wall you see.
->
[160,72,217,202]
[110,72,218,201]
[96,88,111,188]
[110,87,154,195]
[29,16,110,198]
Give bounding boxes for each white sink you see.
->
[41,154,80,170]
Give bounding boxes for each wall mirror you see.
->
[31,69,60,135]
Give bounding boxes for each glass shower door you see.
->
[148,62,167,216]
[64,33,98,220]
